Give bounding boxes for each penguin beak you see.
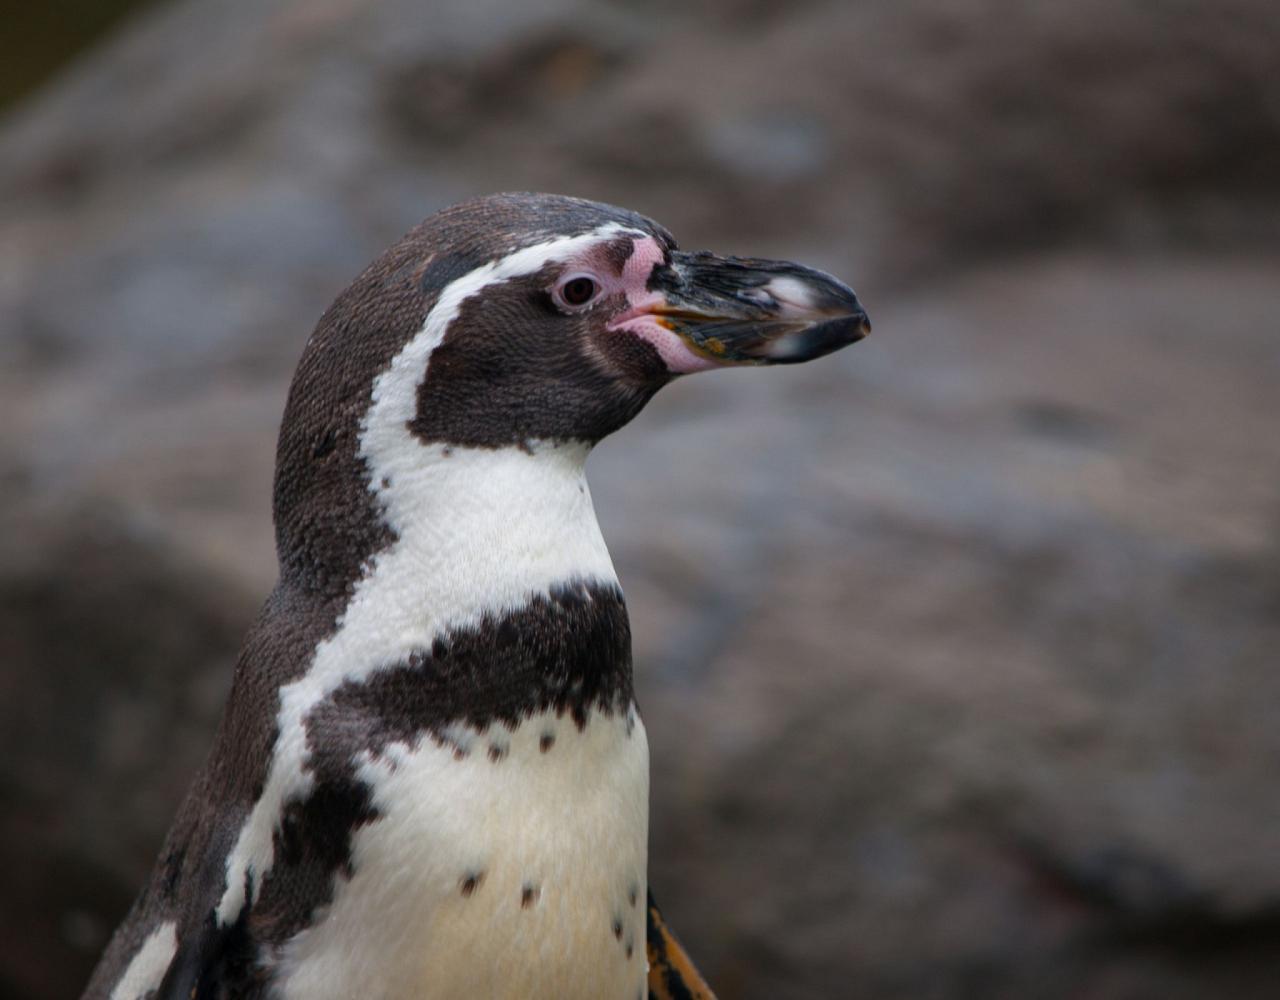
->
[643,250,870,366]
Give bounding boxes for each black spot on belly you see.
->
[487,743,507,762]
[460,872,484,897]
[540,733,555,753]
[613,918,623,940]
[521,883,540,909]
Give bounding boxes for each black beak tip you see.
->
[760,308,870,365]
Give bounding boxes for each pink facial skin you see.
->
[605,236,719,374]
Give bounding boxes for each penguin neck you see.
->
[349,438,619,644]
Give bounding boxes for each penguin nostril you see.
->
[736,287,777,309]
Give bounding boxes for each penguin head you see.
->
[273,193,868,590]
[362,192,870,449]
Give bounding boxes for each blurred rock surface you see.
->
[1,0,1278,997]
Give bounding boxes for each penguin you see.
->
[82,192,869,1000]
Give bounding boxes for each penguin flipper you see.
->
[646,890,717,1000]
[152,925,210,1000]
[153,911,255,1000]
[83,784,262,1000]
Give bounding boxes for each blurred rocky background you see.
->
[2,1,1279,997]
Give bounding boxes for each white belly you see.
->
[273,707,650,1000]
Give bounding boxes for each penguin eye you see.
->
[555,275,601,310]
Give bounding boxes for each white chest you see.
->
[272,708,650,1000]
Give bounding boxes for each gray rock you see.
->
[0,501,252,999]
[1,0,1278,996]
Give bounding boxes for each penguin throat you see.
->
[273,423,617,606]
[364,439,619,624]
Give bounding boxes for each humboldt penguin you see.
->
[83,192,869,1000]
